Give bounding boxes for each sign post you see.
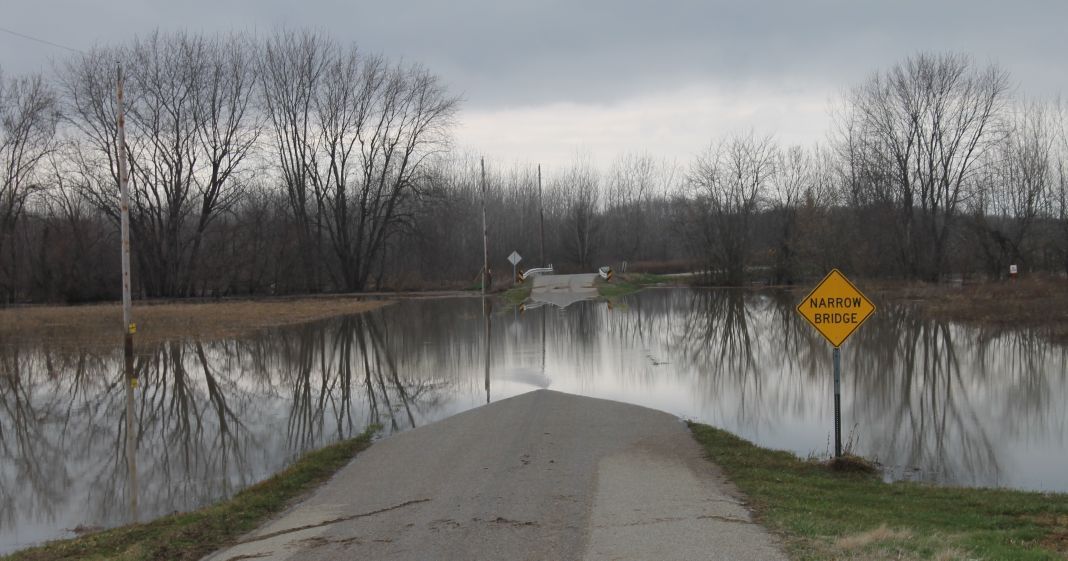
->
[796,269,875,458]
[508,251,522,286]
[832,346,841,457]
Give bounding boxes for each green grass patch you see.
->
[688,422,1068,560]
[500,284,532,306]
[597,273,670,299]
[4,425,380,561]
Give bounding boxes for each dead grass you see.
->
[867,276,1068,343]
[1034,514,1068,557]
[836,524,913,549]
[827,454,878,474]
[0,297,390,347]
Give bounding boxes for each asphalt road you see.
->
[204,390,788,561]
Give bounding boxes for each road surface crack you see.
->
[473,516,540,528]
[695,514,752,524]
[232,498,431,546]
[601,514,752,529]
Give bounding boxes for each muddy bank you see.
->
[867,277,1068,343]
[0,297,390,347]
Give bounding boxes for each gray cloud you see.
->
[2,0,1066,166]
[3,0,1066,104]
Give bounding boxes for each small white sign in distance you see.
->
[508,251,522,266]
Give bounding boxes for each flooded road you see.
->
[2,288,1066,553]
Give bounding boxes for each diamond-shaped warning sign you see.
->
[796,269,875,348]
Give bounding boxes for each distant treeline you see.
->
[1,31,1066,302]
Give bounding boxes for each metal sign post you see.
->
[796,269,875,458]
[508,251,522,286]
[833,346,841,457]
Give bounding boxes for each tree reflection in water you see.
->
[2,290,1067,554]
[0,308,449,553]
[610,290,1067,490]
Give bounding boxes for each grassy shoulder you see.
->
[3,426,380,561]
[688,422,1068,561]
[500,284,532,306]
[597,273,672,299]
[0,297,390,347]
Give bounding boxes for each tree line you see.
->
[1,33,1066,302]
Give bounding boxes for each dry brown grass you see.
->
[0,297,390,347]
[836,525,914,550]
[869,276,1068,343]
[1033,513,1068,557]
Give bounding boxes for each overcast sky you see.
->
[2,0,1066,169]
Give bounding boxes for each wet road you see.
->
[529,273,599,308]
[204,390,787,561]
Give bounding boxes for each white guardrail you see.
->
[521,265,554,281]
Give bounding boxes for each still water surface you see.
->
[1,288,1066,552]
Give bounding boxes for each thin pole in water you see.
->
[481,157,490,294]
[484,297,491,404]
[538,164,545,267]
[117,61,139,523]
[833,346,842,458]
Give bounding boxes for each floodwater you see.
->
[1,288,1066,553]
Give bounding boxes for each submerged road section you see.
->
[529,273,599,308]
[204,391,787,561]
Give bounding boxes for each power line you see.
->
[0,25,84,54]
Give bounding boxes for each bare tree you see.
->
[261,31,457,292]
[767,145,811,284]
[970,100,1057,275]
[688,132,777,285]
[62,32,260,297]
[1055,98,1068,274]
[26,158,116,301]
[260,30,330,292]
[604,153,675,265]
[557,160,602,270]
[0,69,58,300]
[847,52,1010,280]
[316,50,458,291]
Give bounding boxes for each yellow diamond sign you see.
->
[796,269,875,348]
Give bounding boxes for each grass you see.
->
[500,284,532,306]
[0,297,389,348]
[688,422,1068,560]
[2,426,380,561]
[597,273,671,299]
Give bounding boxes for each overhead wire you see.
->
[0,25,84,54]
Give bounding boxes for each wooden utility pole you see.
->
[117,62,139,523]
[481,157,491,403]
[481,157,490,294]
[484,296,491,404]
[538,164,545,267]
